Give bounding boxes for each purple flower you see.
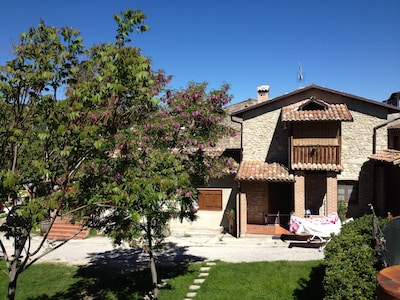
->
[192,110,201,117]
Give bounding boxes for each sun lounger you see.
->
[281,212,342,250]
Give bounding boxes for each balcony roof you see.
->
[236,161,294,182]
[291,162,344,172]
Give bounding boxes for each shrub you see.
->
[323,214,385,300]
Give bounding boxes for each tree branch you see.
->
[0,238,11,275]
[25,225,88,269]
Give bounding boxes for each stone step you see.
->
[42,218,89,240]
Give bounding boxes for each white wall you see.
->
[169,188,233,234]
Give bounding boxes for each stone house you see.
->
[170,84,400,236]
[231,84,400,235]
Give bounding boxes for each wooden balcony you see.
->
[291,145,340,165]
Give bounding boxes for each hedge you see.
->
[323,214,388,300]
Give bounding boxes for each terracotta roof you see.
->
[281,98,353,122]
[291,162,344,172]
[232,84,400,118]
[369,150,400,165]
[236,161,294,182]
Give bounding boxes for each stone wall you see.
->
[242,108,287,162]
[216,99,258,150]
[242,106,387,183]
[340,110,387,180]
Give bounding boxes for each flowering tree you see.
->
[74,81,236,298]
[0,9,236,300]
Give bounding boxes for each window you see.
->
[198,190,222,211]
[338,181,358,203]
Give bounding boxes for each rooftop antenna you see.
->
[298,62,304,88]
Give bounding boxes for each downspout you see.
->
[231,115,243,237]
[373,116,400,154]
[231,116,243,162]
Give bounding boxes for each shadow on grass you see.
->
[27,242,205,300]
[293,263,325,300]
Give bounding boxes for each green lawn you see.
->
[0,260,324,299]
[159,260,325,300]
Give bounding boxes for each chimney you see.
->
[257,85,270,102]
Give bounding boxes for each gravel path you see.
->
[2,231,324,266]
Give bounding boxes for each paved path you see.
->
[1,230,324,265]
[164,231,325,263]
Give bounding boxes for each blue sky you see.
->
[1,0,399,104]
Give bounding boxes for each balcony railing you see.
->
[291,145,340,165]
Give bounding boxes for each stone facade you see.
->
[233,85,400,233]
[216,99,258,150]
[242,108,286,162]
[241,107,388,177]
[340,110,387,180]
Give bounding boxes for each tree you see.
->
[78,81,236,298]
[0,20,86,300]
[0,10,159,299]
[0,9,236,299]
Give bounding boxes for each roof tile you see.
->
[281,98,353,122]
[369,150,400,165]
[236,161,294,182]
[291,162,344,172]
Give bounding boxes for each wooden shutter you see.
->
[198,190,222,211]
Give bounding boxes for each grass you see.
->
[160,260,325,300]
[0,260,325,299]
[0,263,81,300]
[0,259,196,299]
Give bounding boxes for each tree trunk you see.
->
[149,251,158,299]
[8,260,19,300]
[6,229,29,300]
[147,219,158,299]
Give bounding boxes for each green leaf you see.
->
[38,132,50,140]
[94,140,103,149]
[68,111,80,120]
[3,171,17,188]
[60,149,70,157]
[57,124,66,135]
